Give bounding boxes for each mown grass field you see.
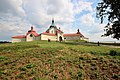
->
[0,41,120,80]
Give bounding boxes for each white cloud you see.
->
[0,13,32,40]
[0,0,75,40]
[80,13,95,26]
[0,0,26,17]
[0,0,119,42]
[73,1,93,14]
[23,0,74,27]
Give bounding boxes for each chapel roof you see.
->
[26,26,39,37]
[41,32,56,36]
[12,26,39,38]
[63,29,84,37]
[63,33,81,37]
[12,35,26,38]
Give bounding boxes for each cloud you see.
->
[80,13,95,26]
[0,0,26,17]
[0,13,31,40]
[22,0,74,27]
[0,0,119,42]
[0,0,75,40]
[73,0,93,14]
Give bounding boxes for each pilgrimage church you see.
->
[12,19,88,43]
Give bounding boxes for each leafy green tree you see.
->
[96,0,120,40]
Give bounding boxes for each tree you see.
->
[96,0,120,40]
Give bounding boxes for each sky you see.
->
[0,0,119,42]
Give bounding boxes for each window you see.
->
[30,34,33,37]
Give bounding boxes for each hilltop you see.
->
[0,41,120,80]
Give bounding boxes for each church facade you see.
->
[12,19,88,43]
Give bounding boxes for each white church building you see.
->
[12,19,88,43]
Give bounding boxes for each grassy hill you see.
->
[0,41,120,80]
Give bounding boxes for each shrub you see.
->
[109,50,117,56]
[109,50,120,56]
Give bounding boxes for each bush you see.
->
[109,50,120,56]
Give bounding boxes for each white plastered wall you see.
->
[41,34,57,41]
[12,38,26,43]
[26,34,36,41]
[49,28,57,34]
[64,36,81,41]
[57,33,64,41]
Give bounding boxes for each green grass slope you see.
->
[0,41,120,80]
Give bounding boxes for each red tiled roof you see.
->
[12,35,26,38]
[26,31,39,37]
[12,27,40,38]
[41,32,56,36]
[57,29,63,33]
[63,33,83,37]
[26,27,39,37]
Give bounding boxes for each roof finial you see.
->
[77,29,79,32]
[52,18,54,24]
[77,29,80,34]
[59,27,60,30]
[31,26,33,30]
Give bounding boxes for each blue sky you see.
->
[0,0,119,42]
